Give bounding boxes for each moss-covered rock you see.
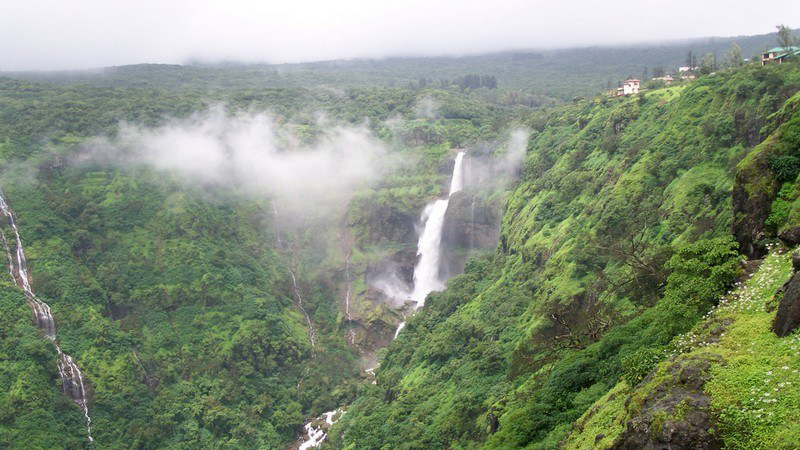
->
[771,251,800,336]
[612,354,723,450]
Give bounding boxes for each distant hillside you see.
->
[3,28,793,101]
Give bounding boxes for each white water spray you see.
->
[410,151,465,305]
[394,322,406,339]
[0,190,93,442]
[344,251,355,344]
[298,408,345,450]
[395,151,465,338]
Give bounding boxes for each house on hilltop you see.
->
[616,78,640,96]
[762,46,800,65]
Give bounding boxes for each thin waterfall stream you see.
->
[289,267,316,350]
[344,251,355,344]
[0,190,93,442]
[271,201,317,351]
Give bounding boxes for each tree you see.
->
[686,50,697,68]
[700,53,717,74]
[653,66,665,78]
[776,24,797,49]
[725,42,743,68]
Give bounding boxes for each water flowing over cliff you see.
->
[0,190,93,442]
[392,151,466,340]
[410,151,466,306]
[289,267,316,350]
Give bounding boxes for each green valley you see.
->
[1,25,800,450]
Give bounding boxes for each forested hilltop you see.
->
[4,28,791,101]
[336,62,800,449]
[1,30,800,450]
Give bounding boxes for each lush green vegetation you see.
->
[1,34,800,450]
[566,247,800,449]
[0,168,356,448]
[6,28,786,101]
[0,56,520,448]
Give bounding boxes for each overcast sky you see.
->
[0,0,797,71]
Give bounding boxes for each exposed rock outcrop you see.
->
[772,251,800,337]
[365,248,417,295]
[731,179,774,259]
[349,200,418,248]
[779,226,800,247]
[440,191,501,279]
[612,355,724,450]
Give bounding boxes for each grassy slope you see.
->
[336,63,800,449]
[564,247,800,449]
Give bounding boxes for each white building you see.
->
[617,78,640,96]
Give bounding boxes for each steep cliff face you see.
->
[731,153,778,258]
[732,92,800,258]
[439,191,501,280]
[365,248,417,295]
[348,200,418,248]
[772,252,800,337]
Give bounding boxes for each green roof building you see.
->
[762,46,800,65]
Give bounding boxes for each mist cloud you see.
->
[464,128,529,191]
[0,0,794,71]
[99,107,393,218]
[414,96,440,119]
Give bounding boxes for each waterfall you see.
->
[344,251,355,344]
[0,190,93,442]
[289,267,316,349]
[394,151,465,338]
[394,322,406,338]
[298,408,345,450]
[410,151,465,306]
[271,200,284,249]
[272,202,316,350]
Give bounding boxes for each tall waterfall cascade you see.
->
[410,150,465,307]
[295,152,466,449]
[391,151,466,340]
[0,190,93,442]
